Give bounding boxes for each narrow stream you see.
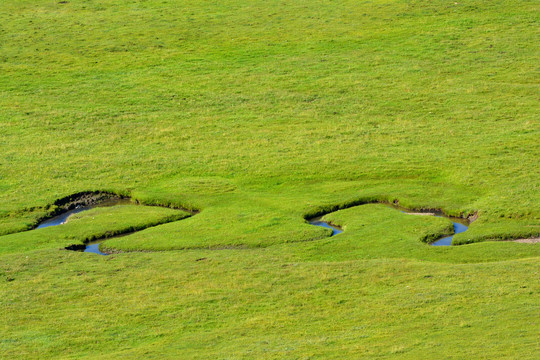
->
[37,195,470,253]
[83,242,109,255]
[36,198,131,229]
[430,221,468,246]
[36,198,132,255]
[308,204,470,246]
[36,206,91,229]
[308,217,343,236]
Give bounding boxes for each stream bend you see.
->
[307,203,472,246]
[32,192,197,255]
[34,193,474,254]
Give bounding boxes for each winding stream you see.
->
[308,217,343,236]
[36,198,132,255]
[430,221,468,246]
[308,204,470,246]
[35,194,471,253]
[36,198,131,229]
[35,196,169,255]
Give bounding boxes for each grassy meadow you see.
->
[0,0,539,358]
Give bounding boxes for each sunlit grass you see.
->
[0,0,538,358]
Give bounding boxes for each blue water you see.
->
[431,220,469,246]
[35,201,127,255]
[308,206,470,246]
[36,206,92,229]
[309,220,343,236]
[84,243,109,256]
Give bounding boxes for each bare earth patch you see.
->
[512,238,540,244]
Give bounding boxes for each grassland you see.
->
[0,0,539,358]
[0,205,190,254]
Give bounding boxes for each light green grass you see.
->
[1,248,538,359]
[0,0,539,358]
[0,205,190,254]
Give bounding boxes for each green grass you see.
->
[0,0,539,358]
[0,205,190,254]
[1,248,539,359]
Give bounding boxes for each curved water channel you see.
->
[35,195,471,255]
[37,198,134,255]
[36,198,132,229]
[308,203,470,246]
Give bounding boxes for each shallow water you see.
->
[35,198,131,255]
[36,206,92,229]
[36,198,131,229]
[83,242,109,256]
[308,204,470,246]
[431,221,469,246]
[309,219,343,236]
[394,205,470,246]
[40,197,469,252]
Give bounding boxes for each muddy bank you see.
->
[512,238,540,244]
[52,191,125,210]
[304,198,477,224]
[35,191,199,229]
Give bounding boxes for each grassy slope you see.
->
[0,0,539,358]
[1,248,538,359]
[0,0,538,241]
